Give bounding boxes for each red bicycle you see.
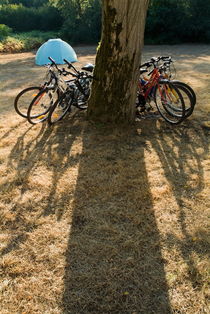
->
[136,60,186,124]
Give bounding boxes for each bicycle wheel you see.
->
[172,84,194,118]
[27,88,58,124]
[14,86,42,118]
[172,80,196,105]
[76,77,91,109]
[172,81,196,118]
[48,92,72,125]
[155,81,185,124]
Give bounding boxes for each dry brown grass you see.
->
[0,45,210,313]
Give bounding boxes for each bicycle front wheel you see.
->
[155,81,185,124]
[48,92,72,125]
[27,88,58,124]
[14,86,42,118]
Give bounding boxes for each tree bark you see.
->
[87,0,149,124]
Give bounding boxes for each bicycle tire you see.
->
[162,83,193,118]
[155,81,185,124]
[14,86,42,118]
[27,88,57,124]
[172,81,196,118]
[158,83,186,122]
[172,80,196,105]
[48,92,72,125]
[172,83,195,118]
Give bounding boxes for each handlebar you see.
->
[46,57,94,81]
[140,61,153,68]
[63,60,94,79]
[63,59,80,74]
[48,57,60,70]
[140,55,174,70]
[160,56,172,61]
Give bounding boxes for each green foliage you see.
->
[0,3,62,32]
[145,0,210,44]
[184,0,210,42]
[0,31,59,52]
[56,0,210,45]
[8,0,49,7]
[0,0,210,49]
[58,0,102,44]
[0,24,12,40]
[0,36,24,52]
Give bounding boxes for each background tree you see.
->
[0,1,62,32]
[145,0,210,44]
[87,0,149,124]
[185,0,210,42]
[57,0,101,43]
[7,0,49,7]
[1,1,210,45]
[145,0,187,44]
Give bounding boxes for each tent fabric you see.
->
[35,38,78,65]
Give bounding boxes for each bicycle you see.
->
[26,57,94,125]
[47,59,93,125]
[14,57,61,119]
[159,59,196,118]
[136,59,186,124]
[139,56,196,119]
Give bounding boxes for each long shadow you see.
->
[149,118,209,290]
[63,123,171,313]
[1,114,83,257]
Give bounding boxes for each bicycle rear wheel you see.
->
[27,88,58,124]
[172,80,196,104]
[172,81,196,118]
[155,81,185,124]
[14,86,42,118]
[48,92,72,125]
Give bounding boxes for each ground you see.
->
[0,45,209,313]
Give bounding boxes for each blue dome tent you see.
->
[35,38,77,65]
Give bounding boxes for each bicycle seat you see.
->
[81,63,94,72]
[151,57,159,62]
[140,68,148,75]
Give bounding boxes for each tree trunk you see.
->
[87,0,149,124]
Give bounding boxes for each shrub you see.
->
[0,4,62,32]
[0,36,24,52]
[0,24,12,40]
[0,31,59,52]
[0,42,3,52]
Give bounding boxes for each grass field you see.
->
[0,45,209,313]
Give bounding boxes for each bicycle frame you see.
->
[139,66,180,104]
[138,67,160,100]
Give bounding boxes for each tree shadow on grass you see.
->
[63,123,171,313]
[2,110,208,312]
[1,115,83,257]
[148,118,209,291]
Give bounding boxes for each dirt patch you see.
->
[0,45,209,313]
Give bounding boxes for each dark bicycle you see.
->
[47,59,94,125]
